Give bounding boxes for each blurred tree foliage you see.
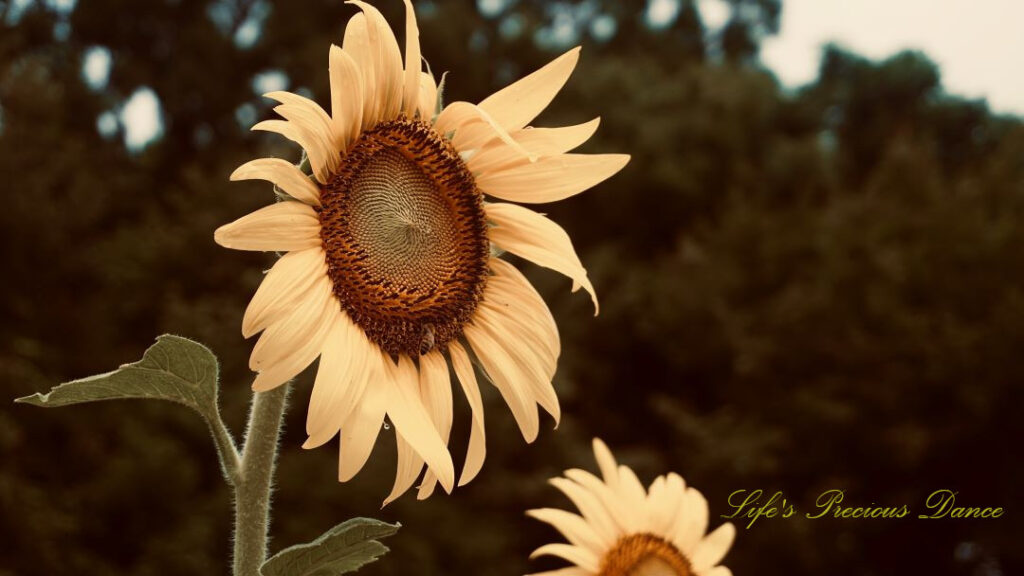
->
[1,0,1021,575]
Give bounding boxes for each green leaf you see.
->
[14,334,221,422]
[260,518,401,576]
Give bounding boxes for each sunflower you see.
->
[527,439,736,576]
[215,0,628,503]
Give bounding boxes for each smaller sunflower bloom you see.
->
[527,439,736,576]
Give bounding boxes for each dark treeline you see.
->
[1,0,1021,575]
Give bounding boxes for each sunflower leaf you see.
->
[14,334,241,480]
[15,334,221,418]
[260,518,401,576]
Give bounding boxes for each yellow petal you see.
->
[343,12,376,129]
[486,203,598,313]
[338,366,388,482]
[382,355,456,493]
[479,47,581,131]
[416,350,454,499]
[418,70,438,121]
[690,523,736,571]
[401,0,421,117]
[464,322,540,442]
[489,258,560,357]
[476,152,629,204]
[230,158,321,207]
[383,434,425,506]
[304,313,371,448]
[348,1,403,123]
[329,44,364,147]
[528,543,599,573]
[549,477,620,544]
[449,341,486,486]
[242,247,327,338]
[214,201,321,252]
[592,438,619,488]
[563,468,634,535]
[526,508,608,553]
[673,487,710,554]
[252,119,336,184]
[250,280,337,391]
[264,90,340,151]
[472,304,560,424]
[513,118,600,155]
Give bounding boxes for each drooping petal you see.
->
[476,152,629,204]
[449,341,486,486]
[214,201,321,253]
[489,258,560,356]
[435,101,534,160]
[401,0,421,117]
[230,158,321,207]
[382,355,455,493]
[416,350,454,500]
[487,202,598,313]
[338,361,389,482]
[242,247,327,338]
[479,47,581,131]
[304,313,372,448]
[472,304,560,424]
[383,433,425,506]
[329,44,364,148]
[464,321,540,442]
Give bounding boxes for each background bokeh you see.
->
[2,0,1022,574]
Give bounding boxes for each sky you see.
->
[758,0,1024,115]
[69,0,1024,150]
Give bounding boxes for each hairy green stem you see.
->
[232,384,290,576]
[208,410,241,484]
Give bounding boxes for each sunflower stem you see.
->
[232,384,290,576]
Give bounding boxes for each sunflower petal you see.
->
[329,44,364,148]
[348,1,403,124]
[486,203,598,314]
[417,350,454,499]
[690,523,736,571]
[401,0,421,117]
[250,280,337,391]
[479,47,581,131]
[338,368,389,482]
[527,508,608,553]
[214,201,321,252]
[382,355,455,493]
[383,433,425,506]
[529,543,599,573]
[242,247,327,339]
[476,152,629,204]
[230,158,321,206]
[449,341,487,486]
[304,313,371,448]
[252,119,336,184]
[464,322,540,442]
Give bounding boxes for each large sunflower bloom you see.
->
[527,439,735,576]
[215,1,628,503]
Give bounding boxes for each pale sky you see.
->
[759,0,1024,115]
[79,0,1024,150]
